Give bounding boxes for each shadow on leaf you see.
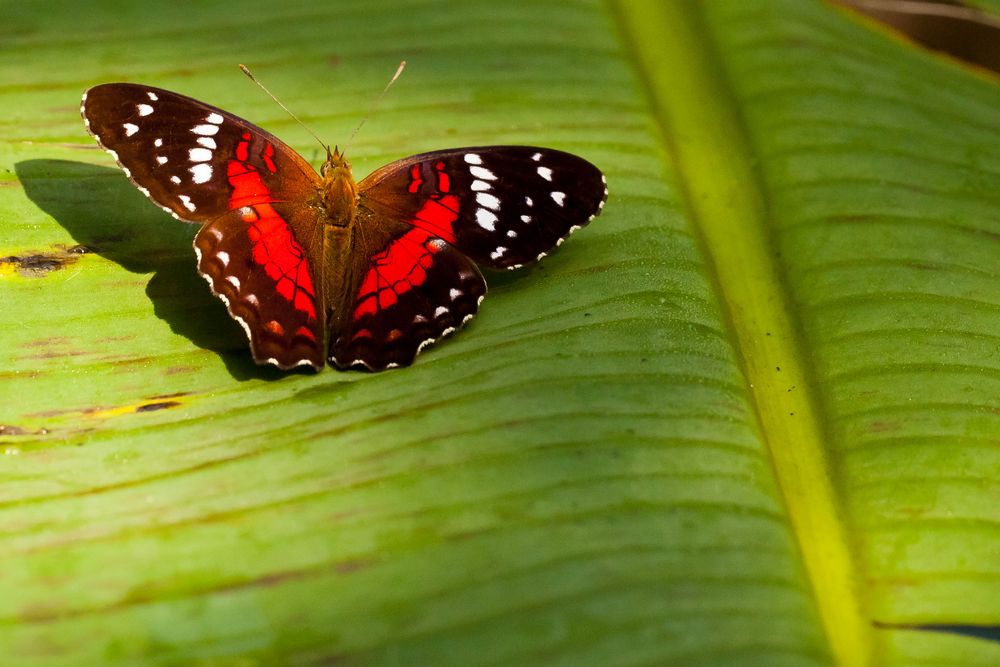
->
[16,159,301,381]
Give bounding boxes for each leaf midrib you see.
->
[611,1,872,665]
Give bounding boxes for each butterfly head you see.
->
[321,145,359,226]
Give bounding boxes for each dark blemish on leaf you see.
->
[335,557,375,574]
[906,261,942,271]
[150,391,190,400]
[135,401,181,413]
[776,366,781,371]
[873,620,1000,644]
[831,0,1000,76]
[2,244,91,277]
[869,420,902,433]
[1,425,51,438]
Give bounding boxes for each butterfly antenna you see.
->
[239,64,328,152]
[343,60,406,153]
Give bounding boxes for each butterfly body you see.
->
[81,83,607,371]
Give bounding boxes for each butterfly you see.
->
[80,83,607,371]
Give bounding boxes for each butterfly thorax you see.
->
[320,146,358,227]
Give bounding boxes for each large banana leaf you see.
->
[2,1,998,665]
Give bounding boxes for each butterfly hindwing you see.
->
[81,83,320,223]
[195,210,325,370]
[358,146,607,270]
[330,214,486,370]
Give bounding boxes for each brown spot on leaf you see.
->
[869,419,902,433]
[2,244,91,277]
[831,0,1000,75]
[135,401,181,413]
[1,423,50,437]
[335,557,375,574]
[151,391,191,400]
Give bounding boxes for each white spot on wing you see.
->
[226,275,240,289]
[156,156,168,165]
[147,91,158,101]
[464,153,482,164]
[520,214,531,223]
[189,148,212,162]
[192,124,219,136]
[507,230,517,237]
[170,175,181,184]
[206,112,224,124]
[217,251,230,266]
[551,191,566,206]
[537,166,553,181]
[434,306,448,318]
[179,195,196,212]
[470,166,496,181]
[137,104,154,116]
[196,137,217,149]
[475,208,497,231]
[471,179,491,191]
[491,246,507,260]
[476,192,500,210]
[525,196,533,207]
[532,152,542,161]
[123,123,138,136]
[154,138,163,147]
[246,294,259,306]
[190,163,212,184]
[449,288,461,301]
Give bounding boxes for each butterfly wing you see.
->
[356,146,607,270]
[195,211,323,369]
[82,83,326,369]
[328,146,606,370]
[328,213,486,370]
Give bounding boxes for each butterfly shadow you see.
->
[16,159,304,382]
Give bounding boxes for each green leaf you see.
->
[2,1,998,665]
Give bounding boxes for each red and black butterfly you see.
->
[81,83,607,370]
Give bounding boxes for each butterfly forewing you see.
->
[82,83,320,222]
[358,146,607,270]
